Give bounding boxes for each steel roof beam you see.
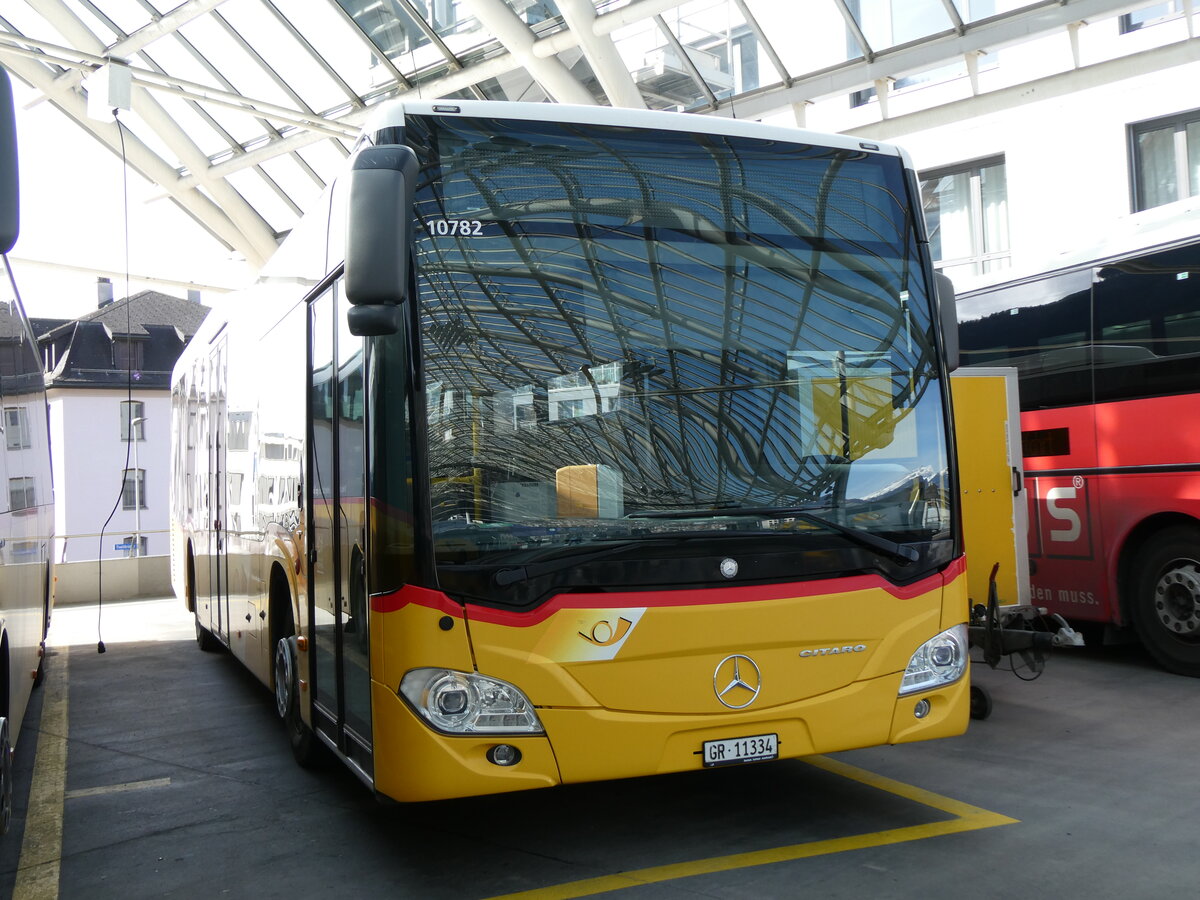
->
[389,0,487,101]
[23,0,279,264]
[1,50,259,261]
[711,0,1156,119]
[850,36,1200,142]
[938,0,967,35]
[830,0,874,61]
[732,0,792,86]
[556,0,646,108]
[0,35,356,137]
[652,14,719,109]
[101,0,230,57]
[462,0,596,105]
[257,1,365,114]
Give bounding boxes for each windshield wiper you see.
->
[629,506,919,566]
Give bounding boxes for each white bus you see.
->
[0,66,57,835]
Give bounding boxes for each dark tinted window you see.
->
[1092,245,1200,402]
[958,269,1094,409]
[959,242,1200,409]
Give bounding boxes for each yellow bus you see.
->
[171,100,969,803]
[0,68,57,834]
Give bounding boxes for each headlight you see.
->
[899,624,968,696]
[400,668,544,735]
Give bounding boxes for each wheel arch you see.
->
[0,630,10,720]
[1117,512,1200,626]
[185,540,198,614]
[268,562,295,677]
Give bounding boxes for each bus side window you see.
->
[1092,247,1200,403]
[959,270,1093,409]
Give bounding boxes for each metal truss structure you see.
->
[0,1,1168,268]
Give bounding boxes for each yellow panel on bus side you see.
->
[949,368,1030,609]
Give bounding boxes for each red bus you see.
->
[957,202,1200,675]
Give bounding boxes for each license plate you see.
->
[702,733,778,767]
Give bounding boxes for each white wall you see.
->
[48,387,172,566]
[760,10,1200,290]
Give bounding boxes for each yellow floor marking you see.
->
[13,647,70,900]
[65,778,171,800]
[485,755,1019,900]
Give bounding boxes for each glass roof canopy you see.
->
[0,0,1145,269]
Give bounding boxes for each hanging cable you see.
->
[94,109,135,654]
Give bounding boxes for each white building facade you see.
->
[39,288,208,603]
[47,388,172,566]
[751,4,1199,290]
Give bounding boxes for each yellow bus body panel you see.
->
[468,581,943,711]
[372,683,562,803]
[368,569,969,802]
[950,368,1030,608]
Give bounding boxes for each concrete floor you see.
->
[3,597,1197,899]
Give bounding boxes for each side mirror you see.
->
[344,144,419,336]
[347,304,403,336]
[0,67,19,255]
[935,272,959,373]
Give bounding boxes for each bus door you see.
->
[308,283,373,780]
[992,267,1106,619]
[950,367,1030,608]
[207,336,230,643]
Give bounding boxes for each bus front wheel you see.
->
[274,621,324,768]
[1131,526,1200,677]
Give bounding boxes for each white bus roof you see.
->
[360,98,911,165]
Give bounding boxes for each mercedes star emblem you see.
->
[713,654,762,709]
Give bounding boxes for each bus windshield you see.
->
[402,114,951,587]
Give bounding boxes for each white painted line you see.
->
[13,647,69,900]
[65,777,171,800]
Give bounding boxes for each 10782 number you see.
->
[426,219,484,236]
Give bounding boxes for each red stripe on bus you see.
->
[370,585,464,617]
[942,555,966,583]
[370,559,964,627]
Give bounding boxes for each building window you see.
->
[1120,2,1184,33]
[9,476,35,511]
[920,157,1011,281]
[113,338,144,371]
[120,400,145,441]
[228,411,251,451]
[122,468,147,510]
[1130,110,1200,211]
[4,407,30,450]
[121,535,148,558]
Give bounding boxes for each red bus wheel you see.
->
[1131,526,1200,677]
